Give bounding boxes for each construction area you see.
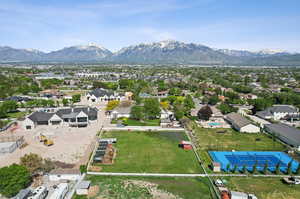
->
[0,121,101,168]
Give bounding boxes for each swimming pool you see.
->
[209,151,299,172]
[208,122,222,126]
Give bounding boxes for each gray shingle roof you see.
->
[29,107,97,122]
[89,88,114,98]
[264,123,300,146]
[226,112,251,128]
[28,112,55,122]
[256,105,298,118]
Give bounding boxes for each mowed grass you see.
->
[195,127,286,151]
[219,177,300,199]
[99,131,203,173]
[82,175,214,199]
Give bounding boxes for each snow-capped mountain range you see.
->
[0,40,299,65]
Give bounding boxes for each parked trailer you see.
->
[27,186,48,199]
[49,183,68,199]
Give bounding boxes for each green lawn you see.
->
[74,175,215,199]
[195,127,286,151]
[97,131,203,173]
[112,119,160,126]
[217,177,300,199]
[6,111,28,119]
[0,119,12,128]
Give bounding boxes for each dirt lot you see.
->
[0,101,111,168]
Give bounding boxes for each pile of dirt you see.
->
[53,161,75,168]
[124,180,181,199]
[88,185,99,198]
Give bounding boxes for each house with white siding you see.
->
[225,113,260,133]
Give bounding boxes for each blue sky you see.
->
[0,0,300,52]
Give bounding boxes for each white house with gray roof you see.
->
[22,107,98,129]
[225,112,260,133]
[256,105,299,120]
[86,88,125,103]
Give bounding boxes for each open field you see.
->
[73,175,214,199]
[97,131,203,173]
[194,127,286,151]
[216,177,300,199]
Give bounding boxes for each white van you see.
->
[48,183,69,199]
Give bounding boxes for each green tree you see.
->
[242,165,247,174]
[252,161,258,174]
[208,95,220,105]
[184,95,195,114]
[130,106,144,120]
[295,163,300,175]
[226,163,231,173]
[144,98,160,119]
[287,161,293,175]
[72,94,81,103]
[62,98,69,107]
[20,153,43,175]
[275,163,281,174]
[263,162,268,174]
[0,164,31,197]
[232,165,238,173]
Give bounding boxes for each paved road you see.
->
[87,171,300,178]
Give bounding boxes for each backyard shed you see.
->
[212,162,221,172]
[76,181,91,195]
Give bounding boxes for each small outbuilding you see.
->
[49,169,81,181]
[212,162,221,172]
[76,181,91,195]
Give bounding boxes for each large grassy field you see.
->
[73,175,215,199]
[194,127,286,151]
[97,131,203,173]
[217,177,300,199]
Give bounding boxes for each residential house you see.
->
[264,123,300,150]
[111,104,133,119]
[256,105,299,120]
[86,88,125,102]
[22,107,97,129]
[225,113,260,133]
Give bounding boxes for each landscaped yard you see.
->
[217,177,300,199]
[97,131,203,173]
[112,118,160,126]
[6,111,28,119]
[73,175,215,199]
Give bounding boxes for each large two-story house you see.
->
[22,107,98,129]
[256,105,299,121]
[86,88,125,103]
